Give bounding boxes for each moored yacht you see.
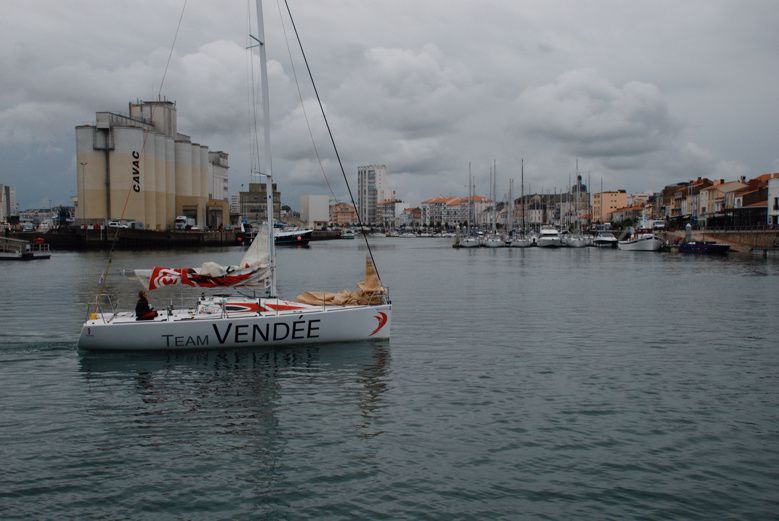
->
[537,226,562,248]
[593,231,618,248]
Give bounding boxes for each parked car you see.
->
[107,221,128,228]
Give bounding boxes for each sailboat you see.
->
[457,162,480,248]
[78,0,391,351]
[510,158,531,248]
[481,160,504,248]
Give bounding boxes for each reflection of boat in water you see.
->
[79,340,391,448]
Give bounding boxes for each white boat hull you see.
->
[79,303,391,351]
[537,237,561,248]
[617,236,663,251]
[459,237,480,248]
[510,238,532,248]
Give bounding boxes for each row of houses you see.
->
[606,173,779,228]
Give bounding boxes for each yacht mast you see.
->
[521,158,525,232]
[508,178,513,233]
[492,159,497,234]
[467,162,472,234]
[254,0,276,297]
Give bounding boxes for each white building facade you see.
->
[300,195,330,228]
[768,178,779,225]
[357,164,387,225]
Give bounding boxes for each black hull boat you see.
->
[679,241,729,254]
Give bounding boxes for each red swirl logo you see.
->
[369,311,388,336]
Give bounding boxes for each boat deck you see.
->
[87,297,372,325]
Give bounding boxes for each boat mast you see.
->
[467,162,472,234]
[492,159,497,234]
[508,178,513,233]
[521,158,525,232]
[254,0,276,296]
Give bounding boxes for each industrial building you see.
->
[75,100,229,230]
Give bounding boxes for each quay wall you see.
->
[13,229,239,250]
[666,229,779,252]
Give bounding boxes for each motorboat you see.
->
[593,231,618,248]
[678,241,730,254]
[78,0,391,351]
[677,223,729,254]
[537,226,562,248]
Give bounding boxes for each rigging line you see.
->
[158,0,188,98]
[274,0,338,203]
[281,0,383,284]
[96,1,187,296]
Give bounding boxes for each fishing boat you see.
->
[617,228,663,251]
[274,227,312,246]
[78,0,391,351]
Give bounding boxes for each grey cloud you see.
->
[514,69,678,159]
[2,1,778,209]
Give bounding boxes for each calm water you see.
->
[1,240,778,519]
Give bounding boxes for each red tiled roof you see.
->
[421,196,450,204]
[751,172,779,183]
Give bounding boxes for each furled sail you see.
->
[295,256,385,306]
[135,228,271,291]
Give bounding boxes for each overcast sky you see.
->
[1,0,778,209]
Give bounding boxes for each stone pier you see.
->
[666,229,779,252]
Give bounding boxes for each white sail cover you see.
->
[135,228,271,291]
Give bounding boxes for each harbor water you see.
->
[1,239,778,519]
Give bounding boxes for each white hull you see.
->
[510,237,532,248]
[537,237,561,248]
[481,236,504,248]
[459,237,480,248]
[567,236,588,248]
[79,300,391,351]
[618,236,663,251]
